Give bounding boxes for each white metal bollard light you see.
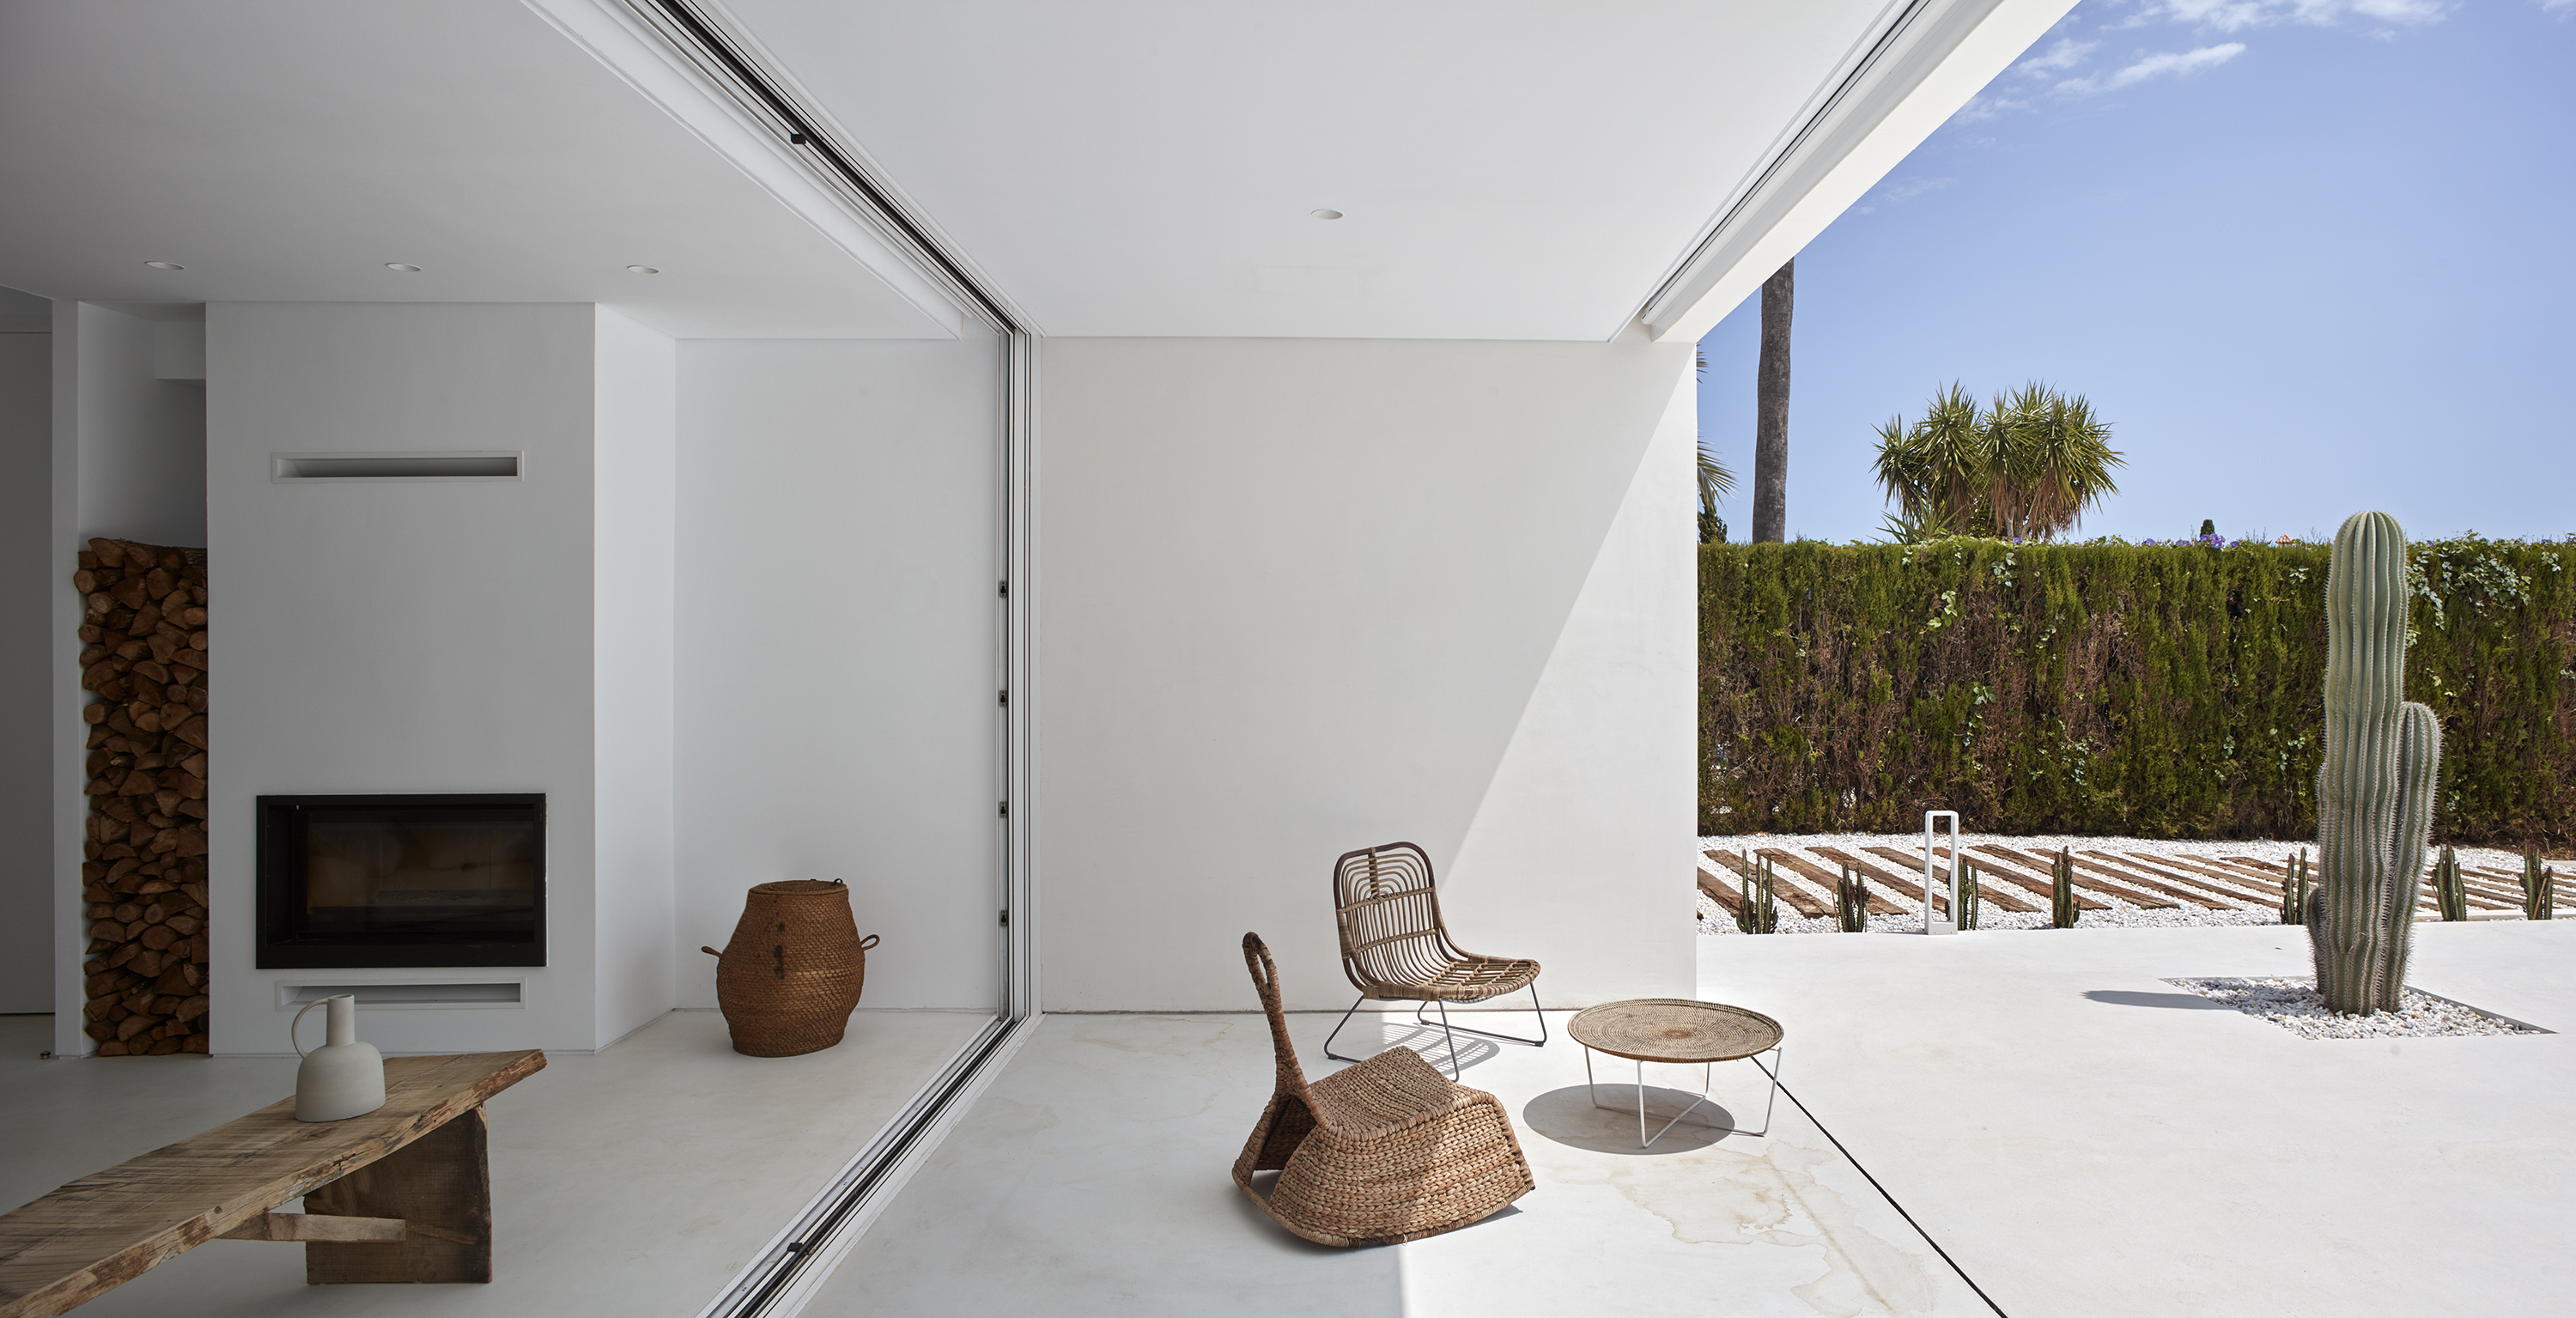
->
[1922,811,1960,935]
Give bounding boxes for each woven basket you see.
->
[701,880,879,1058]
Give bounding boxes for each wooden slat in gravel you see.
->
[1864,845,2111,911]
[2127,853,2291,901]
[2076,853,2275,907]
[1810,846,2042,914]
[1696,861,1742,915]
[1703,849,1832,919]
[2217,854,2503,910]
[1758,848,1904,914]
[1978,846,2179,908]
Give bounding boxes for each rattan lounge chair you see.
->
[1322,841,1544,1078]
[1233,932,1536,1247]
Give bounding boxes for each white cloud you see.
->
[2542,0,2574,14]
[2055,42,2248,95]
[2142,0,2446,30]
[2015,37,2100,76]
[1953,94,2030,123]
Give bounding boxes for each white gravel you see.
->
[1695,831,2560,937]
[2168,976,2541,1039]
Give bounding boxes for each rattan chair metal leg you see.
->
[1321,994,1372,1065]
[1410,982,1547,1049]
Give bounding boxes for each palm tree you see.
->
[1751,261,1792,542]
[1698,440,1735,544]
[1873,382,2121,541]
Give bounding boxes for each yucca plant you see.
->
[1834,864,1868,932]
[2050,847,2080,928]
[1735,853,1779,934]
[2281,849,2312,926]
[1955,861,1983,931]
[1872,381,2123,542]
[2433,846,2467,922]
[2524,852,2556,921]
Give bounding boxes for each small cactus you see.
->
[2050,847,2080,928]
[2281,849,2312,926]
[2433,846,2467,922]
[2524,852,2556,921]
[1735,853,1779,934]
[1955,861,1983,931]
[1835,864,1869,932]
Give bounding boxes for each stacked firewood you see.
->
[76,538,210,1055]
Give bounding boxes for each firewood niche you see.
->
[75,538,211,1056]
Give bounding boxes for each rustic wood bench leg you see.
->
[302,1106,492,1284]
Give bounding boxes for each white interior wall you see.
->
[204,302,602,1054]
[0,289,49,1013]
[673,334,1003,1012]
[1035,336,1697,1012]
[591,307,677,1049]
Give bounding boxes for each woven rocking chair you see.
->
[1234,933,1535,1247]
[1322,841,1545,1079]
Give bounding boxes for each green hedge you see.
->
[1698,536,2576,847]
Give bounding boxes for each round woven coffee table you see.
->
[1567,998,1785,1148]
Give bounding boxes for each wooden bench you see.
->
[0,1050,544,1317]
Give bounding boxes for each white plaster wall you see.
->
[592,307,676,1048]
[1443,365,1699,1005]
[1036,336,1696,1011]
[674,333,1003,1012]
[0,306,49,1013]
[204,302,600,1054]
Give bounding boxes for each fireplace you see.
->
[256,794,545,969]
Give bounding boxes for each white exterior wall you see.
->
[591,307,677,1049]
[672,336,1003,1011]
[0,307,49,1013]
[1036,336,1697,1011]
[204,302,602,1054]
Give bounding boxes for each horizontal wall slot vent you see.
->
[276,981,525,1011]
[272,452,521,483]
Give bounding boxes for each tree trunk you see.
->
[1752,260,1793,544]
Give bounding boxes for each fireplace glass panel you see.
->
[258,794,544,968]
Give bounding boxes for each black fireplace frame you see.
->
[255,793,547,969]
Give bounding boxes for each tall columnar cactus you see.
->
[2433,846,2467,922]
[2310,511,2442,1015]
[2523,852,2556,921]
[1955,862,1983,931]
[2281,849,2312,926]
[1835,865,1869,932]
[1736,853,1779,934]
[2049,848,2080,928]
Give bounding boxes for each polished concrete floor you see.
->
[0,1008,992,1317]
[814,921,2576,1317]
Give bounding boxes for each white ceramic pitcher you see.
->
[291,993,386,1122]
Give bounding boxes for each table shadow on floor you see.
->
[1518,1084,1750,1156]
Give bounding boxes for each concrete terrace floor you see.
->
[0,1009,993,1318]
[818,921,2576,1318]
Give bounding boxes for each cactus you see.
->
[1835,864,1869,932]
[2524,852,2556,921]
[2281,849,2311,926]
[2309,512,2442,1015]
[1955,861,1982,931]
[2433,846,2467,922]
[1735,853,1779,934]
[2050,847,2080,928]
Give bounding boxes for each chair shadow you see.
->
[2083,989,2232,1011]
[1517,1084,1744,1156]
[1327,1023,1502,1076]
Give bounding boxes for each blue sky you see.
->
[1696,0,2576,544]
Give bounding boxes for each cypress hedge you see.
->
[1699,535,2576,847]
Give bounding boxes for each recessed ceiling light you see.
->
[1310,210,1344,221]
[625,265,660,275]
[385,263,422,273]
[143,260,184,270]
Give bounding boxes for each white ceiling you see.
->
[720,0,1896,340]
[0,0,951,338]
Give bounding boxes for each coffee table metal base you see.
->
[1583,1042,1784,1148]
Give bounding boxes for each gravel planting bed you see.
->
[1695,831,2560,937]
[2167,976,2543,1039]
